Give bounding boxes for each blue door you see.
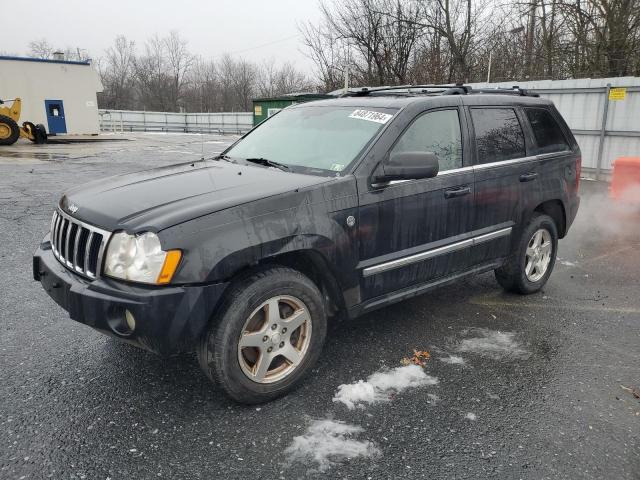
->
[44,100,67,134]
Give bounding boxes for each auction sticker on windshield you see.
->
[349,109,393,124]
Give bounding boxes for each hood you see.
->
[60,161,331,232]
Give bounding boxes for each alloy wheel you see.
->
[237,295,312,384]
[525,228,552,282]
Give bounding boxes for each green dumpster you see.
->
[252,94,332,126]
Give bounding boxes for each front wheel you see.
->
[0,114,20,145]
[495,213,558,294]
[197,266,327,404]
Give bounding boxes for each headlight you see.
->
[103,232,182,285]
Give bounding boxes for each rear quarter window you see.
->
[525,108,570,154]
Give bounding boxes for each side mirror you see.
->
[373,152,440,184]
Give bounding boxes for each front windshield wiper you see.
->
[244,157,291,172]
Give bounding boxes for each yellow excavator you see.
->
[0,98,47,145]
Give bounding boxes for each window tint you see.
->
[392,109,463,171]
[525,108,570,154]
[471,108,526,163]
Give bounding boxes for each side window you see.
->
[392,109,463,171]
[471,108,526,164]
[525,108,570,154]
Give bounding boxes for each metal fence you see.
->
[98,110,253,135]
[470,77,640,179]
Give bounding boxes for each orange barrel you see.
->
[610,157,640,203]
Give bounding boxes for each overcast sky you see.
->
[3,0,323,73]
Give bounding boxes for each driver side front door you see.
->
[356,107,475,303]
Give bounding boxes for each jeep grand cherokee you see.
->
[33,85,580,403]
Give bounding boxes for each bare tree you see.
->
[259,60,313,96]
[23,0,640,114]
[134,35,172,111]
[99,36,137,109]
[163,31,195,111]
[28,39,53,59]
[421,0,488,82]
[299,21,347,91]
[233,59,259,110]
[559,0,640,77]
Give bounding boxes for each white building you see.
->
[0,56,103,135]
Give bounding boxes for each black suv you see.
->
[34,85,580,403]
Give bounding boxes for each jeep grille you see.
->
[50,210,111,279]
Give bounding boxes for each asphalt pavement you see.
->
[1,134,638,479]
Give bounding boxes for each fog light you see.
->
[106,306,135,336]
[125,309,136,332]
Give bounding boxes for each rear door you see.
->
[356,105,475,301]
[466,104,540,266]
[522,107,577,224]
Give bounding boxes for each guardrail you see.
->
[99,110,253,135]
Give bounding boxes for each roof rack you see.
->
[471,86,540,97]
[339,84,539,98]
[339,84,470,97]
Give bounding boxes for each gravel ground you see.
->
[1,134,638,479]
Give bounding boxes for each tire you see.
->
[34,124,48,144]
[23,122,48,144]
[197,266,327,404]
[495,213,558,294]
[0,114,20,145]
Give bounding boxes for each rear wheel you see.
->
[495,213,558,294]
[34,124,48,144]
[0,115,19,145]
[197,266,327,404]
[23,122,47,144]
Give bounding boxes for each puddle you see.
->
[0,151,70,161]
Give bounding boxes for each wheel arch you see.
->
[226,248,347,321]
[533,199,567,238]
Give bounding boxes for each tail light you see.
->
[575,156,581,190]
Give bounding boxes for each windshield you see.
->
[225,105,397,174]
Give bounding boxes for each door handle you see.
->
[519,172,538,182]
[444,186,471,199]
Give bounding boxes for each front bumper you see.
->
[33,234,228,355]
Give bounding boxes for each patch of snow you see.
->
[457,328,530,360]
[465,412,477,421]
[284,419,380,472]
[558,258,577,267]
[439,355,466,365]
[333,364,438,410]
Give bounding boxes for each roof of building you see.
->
[0,55,91,66]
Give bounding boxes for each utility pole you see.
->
[487,51,492,83]
[344,42,350,93]
[344,63,349,93]
[525,0,537,78]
